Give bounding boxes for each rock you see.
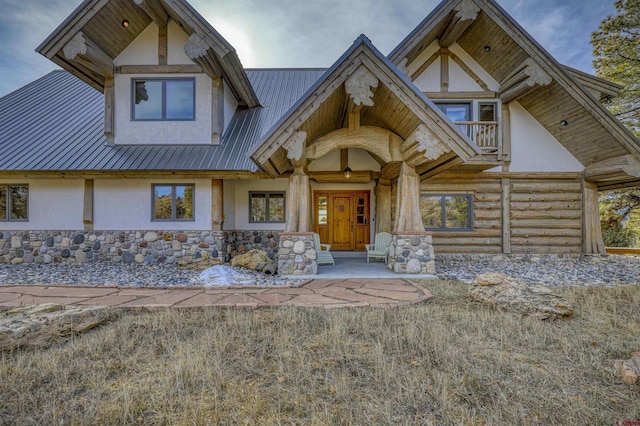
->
[0,304,113,351]
[10,236,22,249]
[176,233,188,243]
[231,249,271,272]
[10,257,23,265]
[143,232,158,242]
[172,241,182,251]
[615,352,640,386]
[75,250,87,264]
[122,252,134,264]
[293,240,306,254]
[60,238,71,249]
[135,254,145,263]
[73,234,85,245]
[179,257,222,271]
[406,259,422,273]
[469,273,574,319]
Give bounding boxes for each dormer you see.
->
[36,0,259,145]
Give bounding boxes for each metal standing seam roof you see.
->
[0,68,326,173]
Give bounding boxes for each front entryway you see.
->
[314,190,370,251]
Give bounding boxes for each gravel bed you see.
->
[0,255,639,287]
[436,255,640,287]
[0,263,301,287]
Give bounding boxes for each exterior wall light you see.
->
[344,167,352,179]
[560,120,568,126]
[122,20,130,28]
[484,45,491,52]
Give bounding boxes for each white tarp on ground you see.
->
[196,265,257,286]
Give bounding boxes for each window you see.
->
[132,78,195,121]
[435,102,471,135]
[152,184,194,221]
[420,194,472,230]
[0,185,28,221]
[250,192,285,223]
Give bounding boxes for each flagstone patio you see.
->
[0,279,432,310]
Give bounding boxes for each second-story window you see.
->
[132,78,195,121]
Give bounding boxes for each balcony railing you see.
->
[454,121,501,158]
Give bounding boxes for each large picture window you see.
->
[249,192,285,223]
[420,194,472,231]
[0,185,28,221]
[153,184,194,221]
[132,78,195,121]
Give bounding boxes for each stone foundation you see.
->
[0,230,281,266]
[277,232,317,275]
[387,232,436,274]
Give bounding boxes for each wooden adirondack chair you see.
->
[365,232,392,263]
[313,233,335,266]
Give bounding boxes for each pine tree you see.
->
[592,0,640,247]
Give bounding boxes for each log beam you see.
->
[500,58,552,103]
[104,77,114,144]
[83,179,94,232]
[393,162,425,233]
[584,154,640,183]
[211,179,223,231]
[582,180,605,254]
[438,0,481,48]
[501,178,511,254]
[440,48,449,92]
[62,32,113,78]
[307,127,403,164]
[375,179,392,234]
[285,166,311,232]
[133,0,168,27]
[211,77,224,144]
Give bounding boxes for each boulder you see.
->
[179,256,222,271]
[615,352,640,386]
[231,249,272,273]
[469,273,574,320]
[197,265,257,286]
[0,304,114,351]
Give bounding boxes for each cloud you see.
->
[0,0,618,97]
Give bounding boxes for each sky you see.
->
[0,0,616,97]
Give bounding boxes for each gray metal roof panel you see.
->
[0,68,325,172]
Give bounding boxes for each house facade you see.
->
[0,0,639,274]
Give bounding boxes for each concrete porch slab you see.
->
[280,257,437,280]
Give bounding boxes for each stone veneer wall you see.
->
[0,230,281,265]
[387,232,436,274]
[277,232,317,275]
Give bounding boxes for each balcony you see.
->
[454,121,501,158]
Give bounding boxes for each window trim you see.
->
[0,184,29,222]
[151,184,196,222]
[249,191,286,223]
[420,193,473,231]
[131,77,196,121]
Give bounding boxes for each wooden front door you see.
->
[314,191,370,251]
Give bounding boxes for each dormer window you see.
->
[131,78,195,121]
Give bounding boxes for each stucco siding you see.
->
[94,178,212,230]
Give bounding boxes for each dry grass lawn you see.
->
[1,280,639,425]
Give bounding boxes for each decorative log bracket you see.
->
[401,124,452,168]
[62,32,113,78]
[500,58,552,103]
[184,34,223,78]
[438,0,481,48]
[344,66,379,131]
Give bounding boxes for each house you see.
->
[0,0,639,274]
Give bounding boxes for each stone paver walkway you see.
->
[0,279,432,310]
